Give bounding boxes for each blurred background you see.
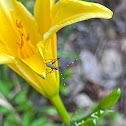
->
[0,0,126,125]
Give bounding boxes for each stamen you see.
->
[19,21,23,28]
[20,34,24,49]
[16,29,24,49]
[26,32,29,41]
[16,20,19,27]
[15,19,35,59]
[16,20,23,28]
[16,36,24,49]
[18,29,23,37]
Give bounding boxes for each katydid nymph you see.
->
[45,58,59,74]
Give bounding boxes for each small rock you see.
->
[121,38,126,53]
[101,79,118,89]
[68,65,84,96]
[74,93,93,108]
[101,49,123,79]
[115,0,126,13]
[80,50,102,84]
[73,22,89,32]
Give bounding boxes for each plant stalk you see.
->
[50,94,71,124]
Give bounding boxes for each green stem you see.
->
[50,94,71,124]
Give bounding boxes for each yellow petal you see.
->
[50,0,56,9]
[37,34,57,61]
[45,70,59,95]
[14,57,47,96]
[34,0,54,38]
[1,0,41,46]
[0,54,47,96]
[43,0,113,41]
[14,57,59,97]
[0,1,20,55]
[24,52,46,79]
[51,34,57,61]
[0,54,14,64]
[0,53,24,78]
[0,41,10,54]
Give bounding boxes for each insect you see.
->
[45,58,59,74]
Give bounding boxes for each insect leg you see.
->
[51,58,60,64]
[46,68,51,74]
[44,58,59,64]
[50,69,54,73]
[44,59,53,64]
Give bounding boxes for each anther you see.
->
[26,32,29,41]
[18,30,23,37]
[16,30,24,49]
[20,35,24,49]
[19,21,23,28]
[16,20,23,28]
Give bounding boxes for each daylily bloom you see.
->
[0,0,113,123]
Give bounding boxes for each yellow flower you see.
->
[0,0,113,123]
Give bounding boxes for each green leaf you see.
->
[58,52,78,58]
[0,106,9,114]
[31,118,50,126]
[0,80,13,97]
[3,113,20,126]
[22,112,32,126]
[77,119,96,126]
[79,110,105,125]
[78,88,121,125]
[14,89,27,104]
[82,0,94,2]
[61,69,73,81]
[16,100,33,111]
[96,88,121,111]
[31,119,45,126]
[91,110,105,118]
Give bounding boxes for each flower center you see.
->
[15,20,37,59]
